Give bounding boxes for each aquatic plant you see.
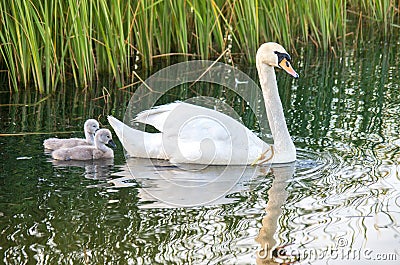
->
[0,0,398,92]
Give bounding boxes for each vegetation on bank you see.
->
[0,0,399,93]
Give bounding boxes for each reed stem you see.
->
[0,0,398,92]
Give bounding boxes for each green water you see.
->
[1,42,400,264]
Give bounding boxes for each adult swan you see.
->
[108,42,298,165]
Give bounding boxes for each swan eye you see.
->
[274,51,292,67]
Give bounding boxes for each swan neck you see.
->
[85,131,94,144]
[257,62,295,159]
[95,141,109,152]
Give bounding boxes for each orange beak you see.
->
[279,58,299,79]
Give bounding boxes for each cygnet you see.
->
[51,129,116,160]
[43,119,99,150]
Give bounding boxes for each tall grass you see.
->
[0,0,398,93]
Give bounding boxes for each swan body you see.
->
[43,119,99,150]
[52,129,116,160]
[108,103,270,164]
[109,42,298,165]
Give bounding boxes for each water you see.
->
[1,41,400,264]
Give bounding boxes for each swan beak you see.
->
[279,58,299,79]
[108,139,117,148]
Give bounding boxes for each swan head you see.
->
[84,119,100,134]
[95,129,117,148]
[256,42,298,78]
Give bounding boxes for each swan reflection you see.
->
[110,158,300,262]
[110,157,271,207]
[255,164,298,264]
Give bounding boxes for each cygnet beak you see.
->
[108,139,117,148]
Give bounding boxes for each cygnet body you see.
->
[52,129,116,160]
[43,119,100,150]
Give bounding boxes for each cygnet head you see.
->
[95,128,117,148]
[84,119,100,135]
[256,42,298,78]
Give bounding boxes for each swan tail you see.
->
[107,116,166,159]
[107,116,128,137]
[107,116,139,152]
[43,138,63,150]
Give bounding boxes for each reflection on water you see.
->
[1,42,400,263]
[109,158,271,207]
[255,164,295,264]
[51,158,114,180]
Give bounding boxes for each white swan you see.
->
[43,119,99,150]
[108,42,298,165]
[51,129,116,160]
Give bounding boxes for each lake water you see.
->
[1,41,400,264]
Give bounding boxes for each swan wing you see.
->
[157,103,270,165]
[134,102,182,132]
[43,138,89,150]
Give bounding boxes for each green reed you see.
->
[0,0,398,93]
